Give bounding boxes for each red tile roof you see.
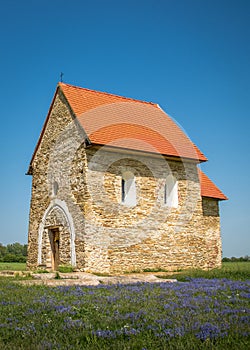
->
[28,83,227,200]
[59,83,207,162]
[199,169,228,200]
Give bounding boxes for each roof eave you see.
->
[87,142,206,162]
[202,195,228,201]
[26,83,84,176]
[26,165,33,176]
[26,85,61,175]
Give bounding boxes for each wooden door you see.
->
[51,228,60,271]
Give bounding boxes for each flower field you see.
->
[0,277,249,349]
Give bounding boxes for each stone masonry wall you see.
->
[71,145,222,273]
[27,90,86,269]
[201,197,221,268]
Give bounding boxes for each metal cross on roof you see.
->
[60,72,64,82]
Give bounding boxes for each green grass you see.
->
[58,264,75,273]
[0,261,248,348]
[158,262,250,281]
[0,262,26,271]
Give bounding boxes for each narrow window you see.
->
[164,182,167,205]
[121,178,125,202]
[53,181,59,196]
[164,175,178,208]
[121,171,136,206]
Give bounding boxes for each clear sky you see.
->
[0,0,249,257]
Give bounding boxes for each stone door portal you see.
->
[50,228,60,271]
[38,200,76,269]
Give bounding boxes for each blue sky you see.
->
[0,0,249,257]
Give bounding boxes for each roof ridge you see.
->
[58,82,158,106]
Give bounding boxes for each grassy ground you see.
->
[0,261,249,278]
[0,262,26,271]
[158,262,250,281]
[0,262,249,349]
[0,274,249,349]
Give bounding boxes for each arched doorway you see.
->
[49,227,60,271]
[38,199,76,270]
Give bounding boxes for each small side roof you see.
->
[199,169,228,200]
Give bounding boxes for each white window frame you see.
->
[164,175,178,208]
[121,171,136,206]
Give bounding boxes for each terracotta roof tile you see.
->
[28,83,227,201]
[199,169,228,200]
[59,83,207,161]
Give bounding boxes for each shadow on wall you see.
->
[202,198,219,217]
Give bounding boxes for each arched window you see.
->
[121,171,136,206]
[52,181,59,196]
[164,175,178,208]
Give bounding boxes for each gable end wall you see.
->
[27,91,86,268]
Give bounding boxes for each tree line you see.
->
[0,243,27,263]
[222,256,250,262]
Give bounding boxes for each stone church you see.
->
[27,83,227,273]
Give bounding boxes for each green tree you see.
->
[0,244,7,262]
[0,242,27,262]
[6,243,25,256]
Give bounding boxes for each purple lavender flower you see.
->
[195,322,227,341]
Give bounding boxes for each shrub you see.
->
[58,264,75,273]
[3,254,27,263]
